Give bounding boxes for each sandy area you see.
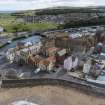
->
[0,85,105,105]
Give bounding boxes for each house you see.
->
[7,41,42,64]
[16,41,40,51]
[27,54,43,67]
[39,56,55,72]
[6,48,16,63]
[46,47,60,56]
[28,44,42,54]
[47,56,56,71]
[64,55,79,72]
[16,42,25,50]
[39,59,50,71]
[56,49,67,65]
[19,48,29,64]
[46,56,56,63]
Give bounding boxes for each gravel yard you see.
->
[0,85,105,105]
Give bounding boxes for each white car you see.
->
[34,68,41,74]
[7,40,12,44]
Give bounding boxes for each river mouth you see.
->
[0,85,105,105]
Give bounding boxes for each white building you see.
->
[6,48,16,63]
[0,26,3,33]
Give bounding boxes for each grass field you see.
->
[0,14,58,33]
[25,22,58,30]
[0,18,16,27]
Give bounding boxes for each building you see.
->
[7,42,42,64]
[64,56,79,72]
[46,47,60,57]
[19,48,29,64]
[6,48,16,63]
[24,13,98,24]
[27,54,43,67]
[39,59,50,71]
[55,32,70,48]
[56,49,67,65]
[24,15,65,24]
[39,56,56,72]
[0,26,4,33]
[16,42,25,50]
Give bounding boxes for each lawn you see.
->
[25,22,58,30]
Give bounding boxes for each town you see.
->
[0,25,104,86]
[1,5,105,105]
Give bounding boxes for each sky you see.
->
[0,0,105,11]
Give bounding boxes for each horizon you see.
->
[0,5,105,12]
[0,0,105,11]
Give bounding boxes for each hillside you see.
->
[1,6,105,33]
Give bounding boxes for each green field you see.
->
[24,22,58,30]
[0,18,16,26]
[0,14,58,33]
[3,22,58,33]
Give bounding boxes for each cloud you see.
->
[0,0,104,11]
